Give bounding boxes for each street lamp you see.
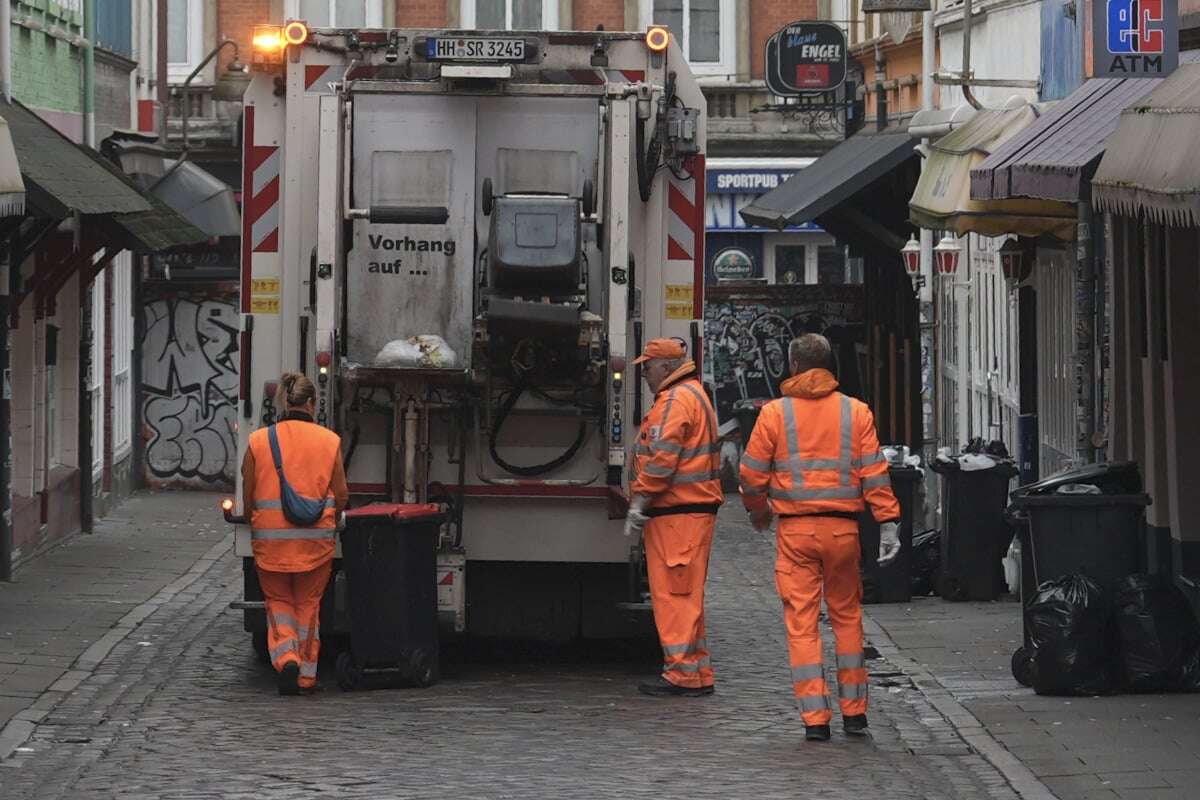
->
[998,237,1031,289]
[934,233,962,277]
[179,39,250,151]
[900,234,923,289]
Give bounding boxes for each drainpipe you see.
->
[921,9,937,476]
[1,0,11,102]
[874,43,888,130]
[157,0,168,139]
[961,0,983,109]
[84,0,96,147]
[1075,185,1096,465]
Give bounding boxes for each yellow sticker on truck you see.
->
[665,284,694,319]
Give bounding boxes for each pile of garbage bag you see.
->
[1012,572,1200,696]
[374,335,458,369]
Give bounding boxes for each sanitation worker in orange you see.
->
[241,372,348,695]
[739,333,901,741]
[624,338,723,696]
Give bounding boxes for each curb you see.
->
[0,533,234,761]
[863,612,1058,800]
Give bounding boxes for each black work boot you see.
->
[278,663,301,696]
[637,675,714,697]
[805,724,831,742]
[843,714,869,736]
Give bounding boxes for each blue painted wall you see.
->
[1040,0,1084,100]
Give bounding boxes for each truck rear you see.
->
[230,20,707,648]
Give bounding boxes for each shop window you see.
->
[288,1,384,26]
[641,0,735,76]
[461,0,560,29]
[818,245,846,284]
[775,245,806,285]
[167,0,204,82]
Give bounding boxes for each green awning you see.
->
[909,104,1077,240]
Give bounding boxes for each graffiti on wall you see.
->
[142,294,239,488]
[704,284,866,436]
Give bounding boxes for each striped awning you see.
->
[0,117,24,218]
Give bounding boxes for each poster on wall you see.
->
[704,284,866,435]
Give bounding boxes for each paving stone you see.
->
[0,504,1026,799]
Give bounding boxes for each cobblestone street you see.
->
[0,503,1023,799]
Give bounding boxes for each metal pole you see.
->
[0,243,11,579]
[84,0,96,147]
[157,0,168,139]
[961,0,983,109]
[1,0,11,103]
[180,40,239,152]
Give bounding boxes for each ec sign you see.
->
[1093,0,1178,78]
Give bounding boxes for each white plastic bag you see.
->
[374,339,423,367]
[373,335,458,369]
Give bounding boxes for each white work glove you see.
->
[623,495,651,537]
[878,521,901,565]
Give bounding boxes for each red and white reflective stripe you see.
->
[667,155,705,318]
[241,105,281,312]
[305,64,408,91]
[539,69,646,85]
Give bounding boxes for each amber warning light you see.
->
[646,26,670,53]
[284,21,309,46]
[252,25,284,63]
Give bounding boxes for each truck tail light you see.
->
[645,26,670,53]
[252,25,285,64]
[284,21,309,46]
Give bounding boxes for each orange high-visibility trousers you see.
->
[644,513,716,688]
[775,516,868,725]
[257,562,331,689]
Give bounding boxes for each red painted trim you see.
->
[240,106,254,313]
[137,99,156,133]
[692,154,705,319]
[620,70,646,82]
[346,482,614,500]
[568,69,605,85]
[304,65,329,90]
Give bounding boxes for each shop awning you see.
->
[971,79,1162,203]
[151,159,240,238]
[0,117,24,218]
[1093,62,1200,226]
[909,104,1077,239]
[0,98,206,251]
[739,129,916,230]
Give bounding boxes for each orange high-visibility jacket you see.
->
[631,361,724,509]
[247,419,343,572]
[739,368,900,522]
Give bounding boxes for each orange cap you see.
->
[632,338,687,364]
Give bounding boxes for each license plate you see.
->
[427,37,525,62]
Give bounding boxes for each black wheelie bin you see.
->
[931,454,1020,601]
[336,503,444,690]
[1006,462,1150,685]
[859,464,923,604]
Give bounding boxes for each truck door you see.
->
[347,94,477,368]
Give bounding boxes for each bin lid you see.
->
[345,502,443,522]
[1011,461,1142,497]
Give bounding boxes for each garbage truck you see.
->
[226,19,708,653]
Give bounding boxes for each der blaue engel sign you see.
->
[1092,0,1178,78]
[765,22,848,96]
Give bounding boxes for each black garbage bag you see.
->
[1025,573,1118,696]
[910,529,941,597]
[1114,574,1200,692]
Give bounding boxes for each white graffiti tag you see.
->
[142,297,239,487]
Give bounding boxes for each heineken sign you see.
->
[765,22,848,96]
[1092,0,1178,78]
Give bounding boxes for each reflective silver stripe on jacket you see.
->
[836,652,866,670]
[253,498,335,511]
[251,528,337,541]
[640,441,721,459]
[790,664,825,682]
[671,470,722,485]
[797,694,832,712]
[858,451,887,468]
[740,452,771,472]
[861,473,891,490]
[839,396,853,486]
[768,485,863,501]
[839,682,868,700]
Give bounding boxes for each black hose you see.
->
[635,114,660,203]
[488,385,588,477]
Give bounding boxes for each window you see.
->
[640,0,735,76]
[112,254,134,459]
[89,275,106,478]
[461,0,559,29]
[167,0,204,81]
[817,245,846,285]
[286,1,385,27]
[775,245,806,285]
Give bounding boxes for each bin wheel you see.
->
[408,648,437,688]
[336,651,363,692]
[481,178,494,216]
[938,574,968,601]
[252,631,271,666]
[1011,646,1034,687]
